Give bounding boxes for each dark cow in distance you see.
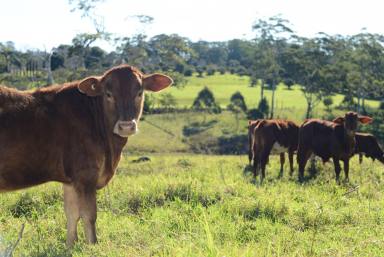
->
[355,132,384,164]
[249,119,299,182]
[297,112,372,182]
[0,65,172,246]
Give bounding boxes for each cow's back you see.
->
[0,84,109,190]
[299,119,343,161]
[273,120,299,150]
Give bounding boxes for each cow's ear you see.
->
[143,74,173,92]
[78,77,103,96]
[358,115,373,124]
[333,117,345,124]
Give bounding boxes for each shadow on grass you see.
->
[297,164,320,184]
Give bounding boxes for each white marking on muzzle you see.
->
[113,120,138,137]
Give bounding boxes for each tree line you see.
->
[1,16,384,118]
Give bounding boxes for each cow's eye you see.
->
[137,90,143,97]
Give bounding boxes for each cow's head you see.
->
[333,112,372,134]
[78,65,172,137]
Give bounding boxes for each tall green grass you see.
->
[0,155,383,256]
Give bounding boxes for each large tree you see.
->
[251,16,293,118]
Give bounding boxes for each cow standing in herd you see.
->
[297,112,372,182]
[355,132,384,164]
[0,65,172,246]
[248,119,299,182]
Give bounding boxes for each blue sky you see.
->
[1,0,384,51]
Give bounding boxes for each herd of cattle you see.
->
[248,113,384,183]
[0,64,383,246]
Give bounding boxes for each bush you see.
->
[284,78,294,89]
[338,95,356,110]
[158,93,177,110]
[206,65,217,76]
[143,94,156,113]
[217,134,248,154]
[183,68,194,77]
[247,108,264,120]
[379,101,384,110]
[323,96,333,112]
[258,97,269,117]
[229,91,247,112]
[175,63,185,74]
[192,87,221,114]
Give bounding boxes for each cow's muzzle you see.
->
[113,120,138,137]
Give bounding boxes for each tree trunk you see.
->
[357,96,361,113]
[46,52,54,86]
[306,101,312,119]
[260,80,264,100]
[270,83,276,119]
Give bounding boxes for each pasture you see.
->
[0,155,383,256]
[0,73,383,256]
[154,73,379,120]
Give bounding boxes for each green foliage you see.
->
[257,97,269,117]
[50,52,65,71]
[192,87,221,114]
[246,97,269,120]
[158,93,177,110]
[338,94,356,110]
[323,96,333,108]
[143,94,156,114]
[229,91,247,112]
[246,108,264,120]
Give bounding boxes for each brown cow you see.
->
[0,65,172,246]
[248,119,261,165]
[249,119,299,182]
[297,112,372,182]
[355,132,384,164]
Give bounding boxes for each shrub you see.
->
[229,91,247,112]
[183,68,194,77]
[258,97,269,117]
[192,87,221,114]
[158,93,177,110]
[247,108,264,120]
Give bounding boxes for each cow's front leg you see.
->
[77,186,98,244]
[63,184,80,247]
[343,159,350,182]
[333,157,341,183]
[278,153,285,178]
[288,150,294,176]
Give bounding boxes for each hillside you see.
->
[154,73,379,119]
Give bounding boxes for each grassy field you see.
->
[0,154,383,256]
[0,73,382,256]
[153,73,379,120]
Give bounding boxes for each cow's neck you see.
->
[344,128,356,157]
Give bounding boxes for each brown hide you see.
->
[355,132,384,164]
[297,112,372,182]
[249,119,299,182]
[0,64,172,246]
